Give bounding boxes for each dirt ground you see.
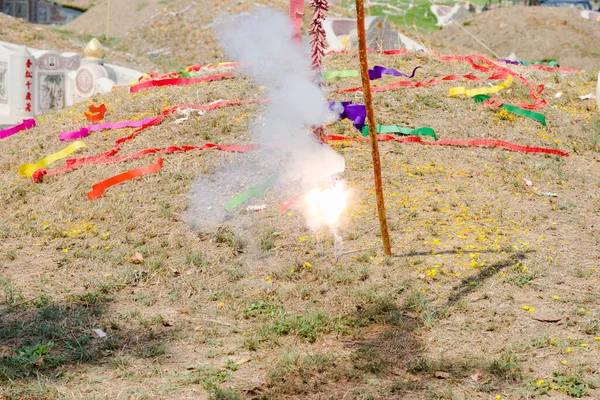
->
[429,6,600,72]
[1,39,600,399]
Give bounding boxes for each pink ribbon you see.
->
[59,118,157,141]
[0,118,36,139]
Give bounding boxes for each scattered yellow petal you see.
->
[536,379,546,387]
[552,295,560,300]
[303,262,312,269]
[561,360,568,365]
[566,347,572,353]
[522,306,535,312]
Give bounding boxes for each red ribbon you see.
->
[327,134,568,157]
[87,157,164,200]
[129,74,234,93]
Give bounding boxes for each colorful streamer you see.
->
[129,74,234,93]
[18,141,87,178]
[223,175,278,212]
[326,134,568,157]
[35,100,264,180]
[322,70,359,79]
[449,76,513,97]
[87,157,163,200]
[474,95,547,126]
[361,125,438,140]
[0,118,36,139]
[368,66,421,80]
[59,118,157,141]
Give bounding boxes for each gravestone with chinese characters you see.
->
[0,43,35,125]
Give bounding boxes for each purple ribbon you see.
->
[329,102,366,130]
[368,65,421,80]
[0,118,36,139]
[59,118,157,141]
[498,59,521,65]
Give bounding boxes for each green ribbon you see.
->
[322,70,359,80]
[516,58,559,67]
[361,124,438,140]
[179,71,193,78]
[223,175,278,212]
[474,95,546,126]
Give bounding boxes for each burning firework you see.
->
[303,182,350,230]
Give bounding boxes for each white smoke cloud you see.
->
[185,8,345,229]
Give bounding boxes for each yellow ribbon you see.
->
[449,75,513,97]
[18,141,87,178]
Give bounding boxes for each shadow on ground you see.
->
[0,290,169,398]
[335,250,529,399]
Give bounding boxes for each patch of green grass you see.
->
[260,229,275,252]
[186,366,228,391]
[351,346,387,374]
[533,371,595,397]
[487,349,522,382]
[135,342,166,358]
[270,310,332,343]
[268,349,340,395]
[407,356,478,379]
[509,272,536,287]
[186,251,208,269]
[0,300,116,381]
[210,387,243,400]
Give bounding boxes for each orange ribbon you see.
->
[87,157,163,200]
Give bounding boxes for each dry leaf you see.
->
[131,252,144,264]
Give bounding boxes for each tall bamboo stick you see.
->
[106,0,111,41]
[355,0,392,256]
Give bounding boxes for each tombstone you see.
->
[322,17,424,52]
[0,44,34,125]
[32,50,79,115]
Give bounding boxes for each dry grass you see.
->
[1,48,600,400]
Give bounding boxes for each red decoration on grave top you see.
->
[85,103,107,122]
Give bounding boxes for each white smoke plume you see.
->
[217,7,345,184]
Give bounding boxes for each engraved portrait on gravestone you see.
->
[39,74,64,111]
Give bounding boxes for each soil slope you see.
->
[429,6,600,71]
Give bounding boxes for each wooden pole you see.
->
[355,0,392,256]
[106,0,111,41]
